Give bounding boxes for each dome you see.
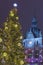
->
[26,29,34,39]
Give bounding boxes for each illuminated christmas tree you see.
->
[0,3,25,65]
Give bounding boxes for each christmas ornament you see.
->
[20,36,23,39]
[5,26,8,30]
[16,16,19,20]
[20,60,24,65]
[14,24,18,28]
[18,43,21,47]
[10,11,14,17]
[3,52,8,57]
[0,38,2,43]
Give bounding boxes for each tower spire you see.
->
[32,6,37,28]
[32,16,37,28]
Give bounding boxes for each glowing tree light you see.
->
[13,3,18,7]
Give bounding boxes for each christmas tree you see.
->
[0,5,25,65]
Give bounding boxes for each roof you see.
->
[31,27,40,38]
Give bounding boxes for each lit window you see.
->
[29,41,32,44]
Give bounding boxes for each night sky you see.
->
[0,0,43,35]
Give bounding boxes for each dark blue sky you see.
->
[0,0,43,35]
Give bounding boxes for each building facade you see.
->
[23,16,42,48]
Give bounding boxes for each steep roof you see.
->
[31,27,41,38]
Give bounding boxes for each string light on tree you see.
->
[16,16,19,20]
[14,24,18,28]
[18,43,21,47]
[5,26,8,30]
[4,22,8,26]
[2,52,9,61]
[10,11,14,17]
[20,36,23,39]
[3,52,8,57]
[0,38,2,43]
[20,60,24,65]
